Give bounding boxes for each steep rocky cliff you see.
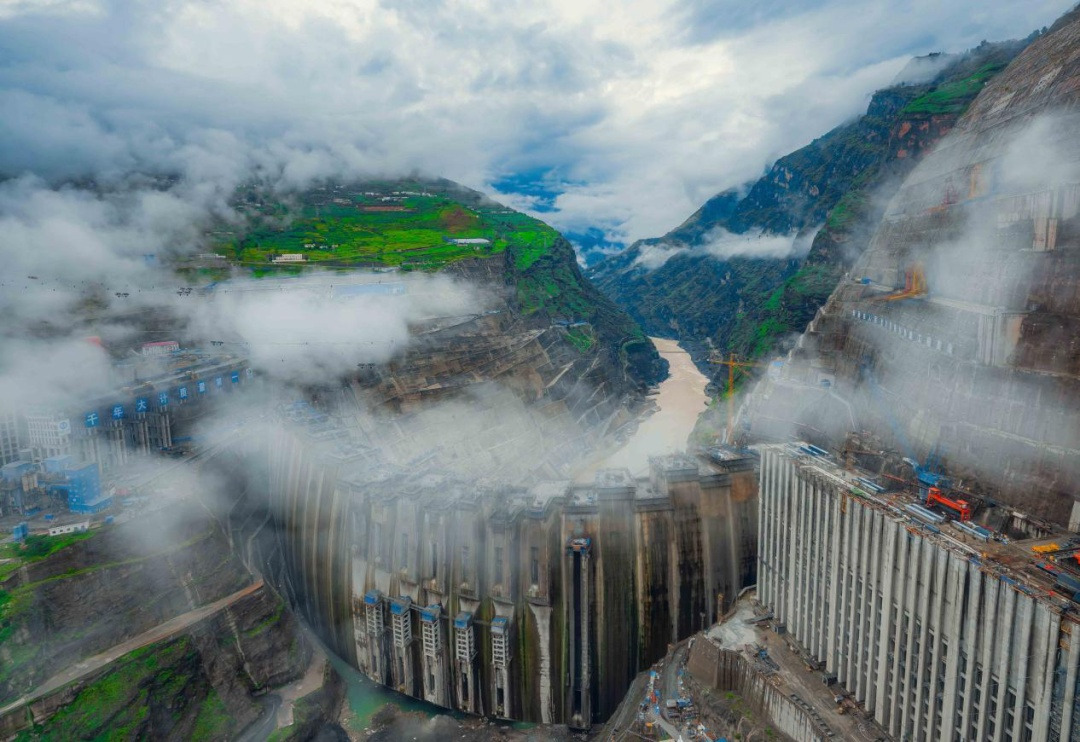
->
[7,587,311,741]
[742,7,1080,524]
[591,38,1035,375]
[0,504,318,739]
[0,507,251,703]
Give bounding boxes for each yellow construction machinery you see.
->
[708,352,767,443]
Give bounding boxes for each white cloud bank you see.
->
[633,226,820,270]
[0,0,1072,249]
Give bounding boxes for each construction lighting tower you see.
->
[708,352,767,443]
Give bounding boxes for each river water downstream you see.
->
[594,337,711,477]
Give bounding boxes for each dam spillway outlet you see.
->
[261,431,759,728]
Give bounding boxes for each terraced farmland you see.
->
[218,181,559,272]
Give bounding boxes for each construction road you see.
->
[0,579,264,720]
[652,643,688,741]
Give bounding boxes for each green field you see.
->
[216,182,560,272]
[198,181,665,375]
[1,532,95,565]
[900,62,1008,116]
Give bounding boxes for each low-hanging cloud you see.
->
[0,171,491,414]
[183,273,489,385]
[0,0,1075,466]
[0,0,1072,252]
[0,337,115,413]
[632,226,816,270]
[739,109,1080,519]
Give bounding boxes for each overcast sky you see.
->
[0,0,1074,249]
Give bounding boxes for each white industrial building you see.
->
[24,410,73,461]
[140,340,180,356]
[758,444,1080,742]
[0,409,21,466]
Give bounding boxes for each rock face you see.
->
[743,8,1080,524]
[501,234,668,391]
[591,39,1032,370]
[225,179,667,392]
[0,503,315,739]
[13,585,310,741]
[445,232,667,401]
[0,507,252,703]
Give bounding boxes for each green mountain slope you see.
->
[590,38,1035,387]
[216,179,558,271]
[197,178,666,388]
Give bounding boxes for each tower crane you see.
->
[708,352,767,443]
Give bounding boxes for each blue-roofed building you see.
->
[1,460,37,515]
[56,462,111,514]
[43,455,74,474]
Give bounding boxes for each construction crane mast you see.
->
[708,352,766,443]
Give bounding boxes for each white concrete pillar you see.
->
[840,498,858,685]
[1032,611,1059,742]
[758,451,772,604]
[1010,597,1034,742]
[1057,619,1080,742]
[921,550,949,741]
[809,484,825,656]
[911,539,934,740]
[862,510,883,709]
[937,556,966,736]
[873,517,898,725]
[975,578,1001,742]
[958,565,983,739]
[826,480,843,673]
[853,505,873,701]
[887,528,911,736]
[898,535,923,740]
[792,475,807,637]
[991,587,1017,742]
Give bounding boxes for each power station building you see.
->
[758,444,1080,742]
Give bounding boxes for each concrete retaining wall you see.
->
[687,639,827,742]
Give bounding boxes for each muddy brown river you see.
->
[590,337,710,477]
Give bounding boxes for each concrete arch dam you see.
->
[205,430,759,729]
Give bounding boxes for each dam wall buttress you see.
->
[264,436,758,728]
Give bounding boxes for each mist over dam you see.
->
[200,348,754,729]
[8,1,1080,739]
[274,448,754,728]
